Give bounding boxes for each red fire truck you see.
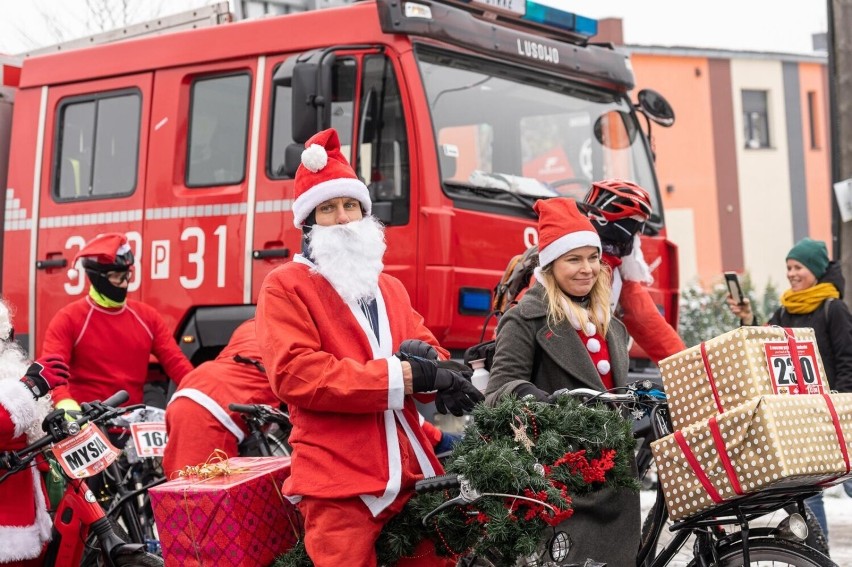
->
[1,0,678,366]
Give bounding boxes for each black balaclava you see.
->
[596,218,644,258]
[86,269,129,303]
[301,211,317,262]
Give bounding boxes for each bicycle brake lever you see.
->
[422,477,482,526]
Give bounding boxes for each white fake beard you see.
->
[0,342,52,442]
[308,216,387,304]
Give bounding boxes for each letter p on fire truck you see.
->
[0,0,679,373]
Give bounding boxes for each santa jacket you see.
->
[43,297,193,405]
[256,256,446,516]
[0,380,52,562]
[163,318,281,476]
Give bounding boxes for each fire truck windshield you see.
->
[416,47,661,225]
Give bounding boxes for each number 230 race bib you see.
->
[764,340,825,394]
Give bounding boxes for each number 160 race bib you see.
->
[764,340,825,394]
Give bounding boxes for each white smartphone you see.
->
[724,272,745,305]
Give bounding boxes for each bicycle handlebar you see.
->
[0,389,133,478]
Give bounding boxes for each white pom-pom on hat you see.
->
[301,143,328,173]
[67,268,79,280]
[596,360,611,375]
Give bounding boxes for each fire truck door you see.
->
[142,59,260,330]
[33,73,153,354]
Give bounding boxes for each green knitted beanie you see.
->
[786,238,829,279]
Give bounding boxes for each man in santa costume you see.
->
[256,128,482,566]
[0,300,69,566]
[162,318,282,476]
[43,232,192,410]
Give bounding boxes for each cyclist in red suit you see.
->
[583,180,685,363]
[0,300,69,566]
[257,128,480,566]
[43,233,192,409]
[163,318,281,476]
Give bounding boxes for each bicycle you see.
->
[415,383,837,566]
[0,390,164,567]
[229,402,293,457]
[87,405,168,558]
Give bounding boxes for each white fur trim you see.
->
[292,177,371,227]
[360,409,402,516]
[620,234,654,284]
[0,302,11,341]
[596,360,611,375]
[0,379,38,438]
[169,389,245,443]
[538,230,601,268]
[586,337,601,353]
[386,356,404,410]
[0,466,51,561]
[301,143,328,172]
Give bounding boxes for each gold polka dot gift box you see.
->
[651,393,852,521]
[659,326,827,431]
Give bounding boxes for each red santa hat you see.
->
[534,198,601,269]
[292,128,371,227]
[67,233,134,280]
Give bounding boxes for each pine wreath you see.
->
[273,395,638,567]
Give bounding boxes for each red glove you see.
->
[20,355,70,399]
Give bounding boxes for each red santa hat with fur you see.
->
[535,198,601,270]
[67,233,134,280]
[291,128,371,227]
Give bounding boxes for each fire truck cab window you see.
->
[356,55,410,226]
[186,73,251,187]
[54,91,141,200]
[416,47,663,226]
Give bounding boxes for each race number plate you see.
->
[764,341,825,394]
[130,422,168,458]
[473,0,526,16]
[51,426,120,478]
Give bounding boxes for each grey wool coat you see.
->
[484,283,640,566]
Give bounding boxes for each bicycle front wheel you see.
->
[692,537,837,567]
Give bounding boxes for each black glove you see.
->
[433,361,484,416]
[398,339,439,361]
[513,382,550,403]
[399,355,482,417]
[20,356,70,399]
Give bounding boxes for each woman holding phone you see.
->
[727,237,852,542]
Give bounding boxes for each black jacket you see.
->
[761,262,852,393]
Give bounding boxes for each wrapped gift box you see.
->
[652,394,852,521]
[150,456,300,566]
[660,326,827,430]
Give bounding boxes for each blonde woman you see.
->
[485,197,638,566]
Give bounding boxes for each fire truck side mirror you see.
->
[636,89,675,127]
[274,50,337,144]
[281,143,303,178]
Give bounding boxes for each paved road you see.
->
[640,484,851,565]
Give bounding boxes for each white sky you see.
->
[0,0,830,56]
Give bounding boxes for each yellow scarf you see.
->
[780,283,839,314]
[88,286,126,309]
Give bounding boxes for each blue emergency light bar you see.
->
[524,1,598,37]
[460,0,599,38]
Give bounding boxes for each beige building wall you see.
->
[665,208,699,288]
[730,58,794,291]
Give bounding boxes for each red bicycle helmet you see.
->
[583,179,652,222]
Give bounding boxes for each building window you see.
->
[186,73,251,187]
[54,90,141,200]
[742,90,770,149]
[807,91,820,149]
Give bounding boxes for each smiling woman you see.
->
[482,196,638,567]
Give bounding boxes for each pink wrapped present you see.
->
[150,456,300,566]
